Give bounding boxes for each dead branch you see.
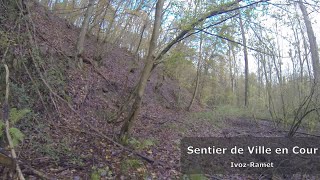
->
[288,85,319,136]
[20,163,51,179]
[2,64,25,180]
[0,152,50,179]
[0,152,15,169]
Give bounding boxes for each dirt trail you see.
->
[132,113,287,178]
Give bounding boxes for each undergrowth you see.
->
[124,137,157,150]
[189,105,271,126]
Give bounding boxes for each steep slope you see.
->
[0,1,201,178]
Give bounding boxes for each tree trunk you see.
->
[261,55,275,120]
[120,0,164,139]
[134,23,147,57]
[75,0,95,68]
[274,23,287,122]
[188,32,203,111]
[228,43,235,94]
[298,0,320,84]
[238,8,249,107]
[103,0,125,43]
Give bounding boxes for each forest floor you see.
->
[25,104,314,179]
[27,108,317,179]
[1,1,319,179]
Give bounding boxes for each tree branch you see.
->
[153,0,269,66]
[2,64,25,180]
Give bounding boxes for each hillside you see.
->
[0,1,203,179]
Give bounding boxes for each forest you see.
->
[0,0,319,179]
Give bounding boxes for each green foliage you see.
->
[90,166,113,180]
[0,30,14,48]
[306,118,318,133]
[45,61,69,100]
[0,122,4,138]
[9,108,31,125]
[22,116,83,166]
[182,174,208,180]
[125,137,157,150]
[142,139,156,148]
[39,136,84,165]
[20,118,63,164]
[163,44,196,92]
[0,0,19,21]
[10,83,34,108]
[0,108,30,147]
[165,122,187,134]
[9,127,24,146]
[46,65,66,89]
[191,105,254,123]
[121,158,143,172]
[90,170,100,180]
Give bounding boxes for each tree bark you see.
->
[261,55,275,120]
[75,0,95,68]
[119,0,164,139]
[298,0,320,84]
[134,23,147,57]
[273,23,287,122]
[188,32,203,111]
[238,7,249,107]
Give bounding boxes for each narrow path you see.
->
[140,113,293,178]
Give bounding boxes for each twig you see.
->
[22,61,47,111]
[20,163,51,179]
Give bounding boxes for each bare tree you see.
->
[118,0,268,138]
[119,0,165,139]
[188,32,203,111]
[75,0,95,68]
[238,6,249,107]
[298,0,320,84]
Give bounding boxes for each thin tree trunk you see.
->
[257,57,261,97]
[238,8,249,107]
[298,22,313,82]
[298,0,320,84]
[75,0,95,68]
[2,64,25,180]
[134,23,147,57]
[120,0,164,139]
[261,55,275,120]
[188,32,203,111]
[292,24,304,100]
[96,0,111,42]
[228,43,235,94]
[274,23,287,122]
[103,0,125,43]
